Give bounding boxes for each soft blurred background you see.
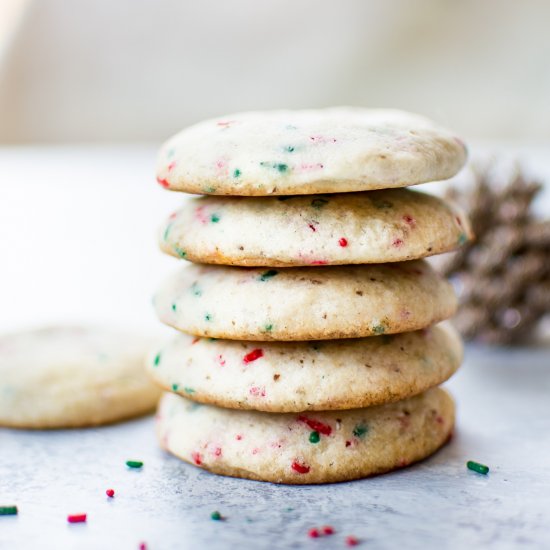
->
[1,0,550,142]
[1,0,549,339]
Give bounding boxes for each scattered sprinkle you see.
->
[174,247,187,258]
[309,431,320,444]
[352,423,369,438]
[263,323,273,332]
[211,213,220,223]
[126,460,143,469]
[153,353,161,367]
[339,237,348,247]
[260,162,289,173]
[291,460,310,474]
[259,269,278,282]
[311,198,329,209]
[458,233,468,245]
[322,525,335,535]
[372,324,386,335]
[139,543,147,550]
[157,177,170,188]
[67,514,87,524]
[346,535,359,546]
[308,528,320,538]
[243,348,264,364]
[106,489,115,498]
[211,511,223,521]
[233,169,241,178]
[467,460,489,475]
[191,452,203,465]
[205,313,212,322]
[392,238,404,248]
[171,303,177,312]
[172,383,179,391]
[184,387,195,394]
[285,146,295,152]
[0,506,17,516]
[298,415,332,435]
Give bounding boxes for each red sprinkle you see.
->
[308,528,320,538]
[167,161,176,171]
[106,489,115,498]
[291,460,311,474]
[191,452,203,465]
[67,514,87,524]
[243,348,264,364]
[403,214,416,227]
[392,238,404,247]
[213,447,222,457]
[310,260,328,265]
[308,223,317,232]
[139,543,147,550]
[235,434,243,441]
[156,176,170,188]
[322,525,335,535]
[456,216,462,226]
[298,415,332,436]
[346,535,359,546]
[338,238,348,247]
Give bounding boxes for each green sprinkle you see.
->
[208,337,218,342]
[153,353,161,367]
[233,169,241,178]
[171,303,177,312]
[0,506,18,516]
[167,148,175,159]
[174,246,187,258]
[172,383,179,391]
[259,269,278,282]
[203,186,216,193]
[467,461,489,475]
[284,145,295,152]
[372,199,393,209]
[352,423,369,438]
[260,162,289,173]
[211,213,220,223]
[372,324,386,335]
[163,224,172,241]
[126,460,143,469]
[191,282,202,297]
[210,511,223,521]
[309,431,320,444]
[184,387,196,394]
[263,323,273,332]
[205,313,212,322]
[458,233,467,246]
[311,198,329,209]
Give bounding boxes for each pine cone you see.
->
[441,163,550,345]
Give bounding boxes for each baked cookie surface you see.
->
[160,189,472,266]
[156,108,467,196]
[154,261,457,341]
[148,324,462,412]
[157,387,455,484]
[0,326,161,429]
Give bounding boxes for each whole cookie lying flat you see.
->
[157,387,454,484]
[0,326,162,429]
[154,261,456,341]
[148,324,462,412]
[156,108,467,196]
[160,189,472,266]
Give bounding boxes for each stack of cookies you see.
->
[148,108,472,484]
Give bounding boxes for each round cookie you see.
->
[157,387,455,484]
[160,189,473,266]
[156,108,467,196]
[154,261,457,341]
[148,324,462,412]
[0,326,162,429]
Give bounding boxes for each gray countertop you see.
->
[1,344,549,550]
